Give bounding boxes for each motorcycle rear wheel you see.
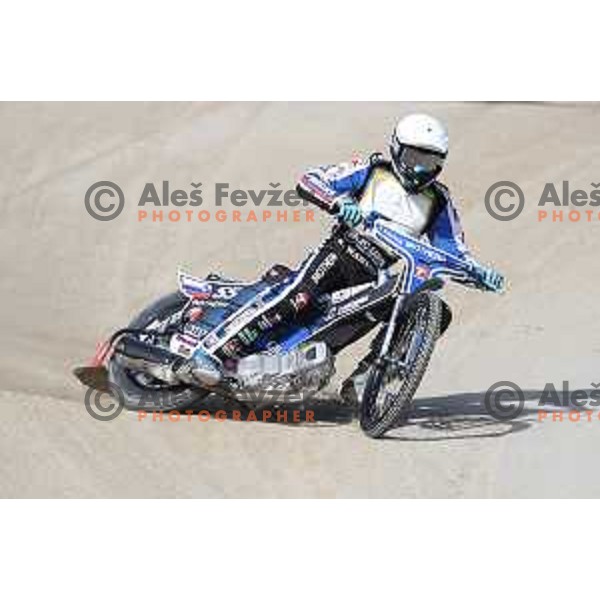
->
[108,292,211,412]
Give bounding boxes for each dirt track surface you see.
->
[1,101,600,498]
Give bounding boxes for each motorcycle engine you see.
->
[235,342,334,399]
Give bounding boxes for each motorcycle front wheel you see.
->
[359,291,442,438]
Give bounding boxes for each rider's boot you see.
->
[338,325,386,406]
[338,359,370,407]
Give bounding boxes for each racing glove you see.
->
[336,197,363,227]
[472,263,506,294]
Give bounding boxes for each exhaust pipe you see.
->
[114,336,222,387]
[114,337,181,384]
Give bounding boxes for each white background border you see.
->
[2,1,598,99]
[2,501,595,598]
[2,1,598,598]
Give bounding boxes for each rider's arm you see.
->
[427,184,505,293]
[296,158,372,213]
[426,184,471,261]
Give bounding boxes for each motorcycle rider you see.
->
[188,114,505,382]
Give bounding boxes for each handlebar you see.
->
[356,210,484,292]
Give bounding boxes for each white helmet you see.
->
[390,114,449,192]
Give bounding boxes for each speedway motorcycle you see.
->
[75,213,495,438]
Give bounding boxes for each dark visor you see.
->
[398,146,445,176]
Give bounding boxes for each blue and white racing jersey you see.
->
[296,154,471,261]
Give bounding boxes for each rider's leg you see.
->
[212,236,346,361]
[188,226,392,383]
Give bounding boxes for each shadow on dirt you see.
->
[76,364,593,440]
[385,388,597,441]
[385,391,535,441]
[188,387,594,440]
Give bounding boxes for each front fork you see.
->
[376,293,405,366]
[375,278,443,371]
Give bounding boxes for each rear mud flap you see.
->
[73,365,110,393]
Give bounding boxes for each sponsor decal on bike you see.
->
[202,332,221,350]
[325,294,370,320]
[170,333,201,358]
[291,292,311,313]
[202,299,230,309]
[184,322,209,338]
[212,285,244,300]
[178,272,214,299]
[330,283,372,304]
[179,272,247,302]
[264,341,284,355]
[257,313,283,332]
[345,228,389,269]
[187,306,204,322]
[311,252,338,285]
[346,245,375,272]
[225,304,261,330]
[221,339,243,358]
[415,265,431,280]
[238,327,259,345]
